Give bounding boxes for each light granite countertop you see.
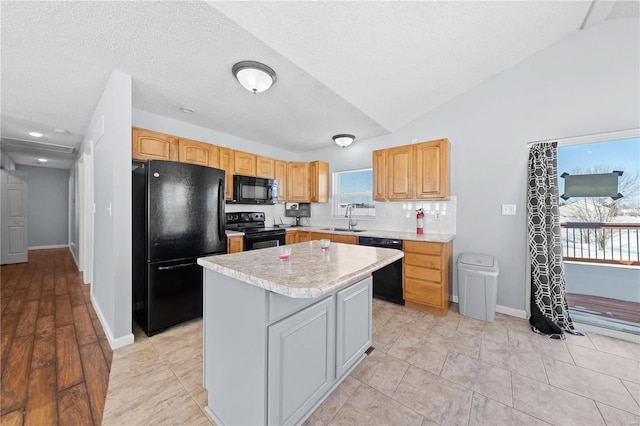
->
[197,241,404,298]
[227,226,454,243]
[284,226,455,243]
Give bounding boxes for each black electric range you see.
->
[225,212,286,250]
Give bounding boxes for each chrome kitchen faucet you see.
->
[344,204,358,230]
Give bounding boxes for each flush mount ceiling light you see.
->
[37,158,48,162]
[232,61,277,94]
[29,131,43,137]
[333,134,355,148]
[180,106,194,114]
[54,128,68,134]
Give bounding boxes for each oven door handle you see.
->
[218,178,225,241]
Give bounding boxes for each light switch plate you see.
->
[502,204,516,215]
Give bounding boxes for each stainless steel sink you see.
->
[320,228,367,233]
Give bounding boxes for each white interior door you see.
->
[1,170,29,264]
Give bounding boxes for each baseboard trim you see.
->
[29,244,69,250]
[450,295,528,319]
[69,247,80,270]
[90,292,134,350]
[495,305,528,319]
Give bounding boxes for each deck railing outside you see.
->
[560,222,640,266]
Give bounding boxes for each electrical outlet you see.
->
[502,204,516,215]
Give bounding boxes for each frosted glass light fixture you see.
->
[232,61,277,94]
[333,134,355,148]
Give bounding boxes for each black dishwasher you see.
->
[358,236,404,305]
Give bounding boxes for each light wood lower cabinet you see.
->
[227,236,243,253]
[331,234,357,245]
[310,232,332,241]
[285,231,297,245]
[403,240,452,316]
[297,232,311,243]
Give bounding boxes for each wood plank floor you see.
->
[1,249,112,425]
[566,292,640,324]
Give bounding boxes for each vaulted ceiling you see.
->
[1,1,638,169]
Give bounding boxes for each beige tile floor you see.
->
[102,300,640,425]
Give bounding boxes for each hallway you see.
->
[1,248,112,425]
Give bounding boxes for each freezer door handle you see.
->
[218,178,225,241]
[157,262,197,271]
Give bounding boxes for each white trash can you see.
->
[457,253,499,322]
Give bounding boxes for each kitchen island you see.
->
[197,241,403,426]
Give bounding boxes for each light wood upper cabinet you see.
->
[415,139,450,200]
[287,162,310,202]
[309,161,329,203]
[179,138,220,168]
[275,160,288,202]
[132,128,179,161]
[234,151,257,176]
[219,148,235,200]
[373,138,450,201]
[131,129,333,204]
[386,145,414,200]
[256,156,275,179]
[372,149,387,201]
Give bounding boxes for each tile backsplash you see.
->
[308,196,457,235]
[224,197,456,235]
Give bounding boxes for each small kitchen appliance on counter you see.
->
[285,202,311,226]
[225,211,286,250]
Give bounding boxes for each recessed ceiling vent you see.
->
[1,138,75,154]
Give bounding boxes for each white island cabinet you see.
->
[197,241,403,426]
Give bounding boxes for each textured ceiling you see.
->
[1,1,638,169]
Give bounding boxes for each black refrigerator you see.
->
[132,160,226,336]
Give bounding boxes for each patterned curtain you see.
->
[527,142,583,340]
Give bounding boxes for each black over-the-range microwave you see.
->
[229,174,278,204]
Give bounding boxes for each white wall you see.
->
[85,70,133,348]
[133,109,300,162]
[15,165,69,248]
[0,149,16,170]
[301,18,640,313]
